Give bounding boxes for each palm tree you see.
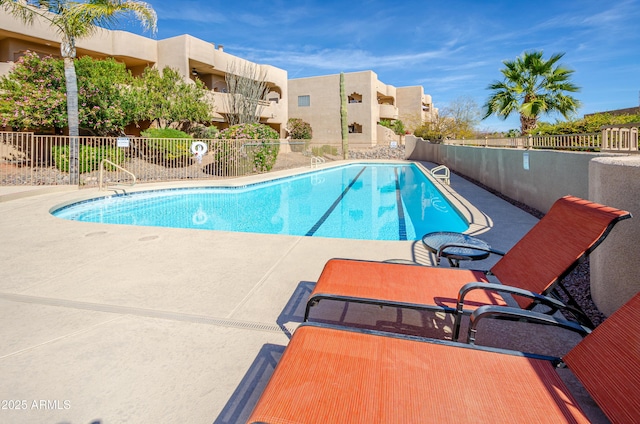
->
[483,51,580,134]
[0,0,157,184]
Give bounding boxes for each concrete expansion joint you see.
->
[225,236,304,319]
[0,315,124,360]
[0,292,283,334]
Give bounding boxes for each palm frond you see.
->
[0,0,40,25]
[67,0,157,36]
[483,50,581,132]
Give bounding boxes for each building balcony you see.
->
[209,92,285,123]
[379,104,399,120]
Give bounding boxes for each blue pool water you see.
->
[53,163,468,241]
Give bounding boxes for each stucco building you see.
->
[1,10,437,144]
[288,71,437,147]
[0,10,288,135]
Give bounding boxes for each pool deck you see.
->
[0,160,605,423]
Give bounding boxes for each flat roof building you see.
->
[0,10,288,135]
[2,11,437,145]
[289,71,437,147]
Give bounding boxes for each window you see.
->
[298,95,310,107]
[348,93,362,103]
[348,123,363,134]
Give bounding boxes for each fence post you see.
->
[600,124,639,152]
[69,135,79,185]
[30,132,35,182]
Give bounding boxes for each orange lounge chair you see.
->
[247,291,640,423]
[305,196,630,338]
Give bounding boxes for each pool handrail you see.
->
[430,164,450,185]
[99,159,137,191]
[311,156,326,168]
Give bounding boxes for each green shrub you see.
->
[531,113,640,135]
[289,139,310,153]
[311,145,338,156]
[379,119,405,135]
[144,138,192,163]
[287,118,312,140]
[414,124,444,142]
[141,128,192,166]
[392,120,406,135]
[190,124,219,139]
[141,128,192,139]
[215,123,280,174]
[52,145,125,173]
[248,141,279,172]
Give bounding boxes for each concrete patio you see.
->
[0,161,606,423]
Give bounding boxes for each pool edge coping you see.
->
[48,159,492,236]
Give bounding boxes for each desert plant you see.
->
[286,118,312,140]
[311,145,338,156]
[141,128,192,166]
[190,124,219,139]
[380,119,406,136]
[340,72,349,159]
[214,123,280,175]
[224,61,269,126]
[52,144,125,173]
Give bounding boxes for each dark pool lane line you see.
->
[305,166,368,236]
[394,167,408,241]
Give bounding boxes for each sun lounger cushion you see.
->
[309,258,501,311]
[563,291,640,423]
[490,195,630,309]
[247,324,590,423]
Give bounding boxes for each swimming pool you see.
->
[52,163,468,241]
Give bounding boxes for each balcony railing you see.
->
[211,92,278,119]
[378,104,399,120]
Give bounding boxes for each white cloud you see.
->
[233,43,462,74]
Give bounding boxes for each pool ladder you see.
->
[430,165,450,185]
[310,156,326,168]
[99,159,137,191]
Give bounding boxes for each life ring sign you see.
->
[191,141,208,163]
[192,206,208,226]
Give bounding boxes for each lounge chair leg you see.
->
[304,299,318,322]
[452,313,462,341]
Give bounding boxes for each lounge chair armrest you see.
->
[457,282,568,313]
[458,282,595,328]
[466,305,592,345]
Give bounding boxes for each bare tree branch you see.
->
[224,60,269,126]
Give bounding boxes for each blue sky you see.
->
[124,0,640,132]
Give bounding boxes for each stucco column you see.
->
[589,156,640,316]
